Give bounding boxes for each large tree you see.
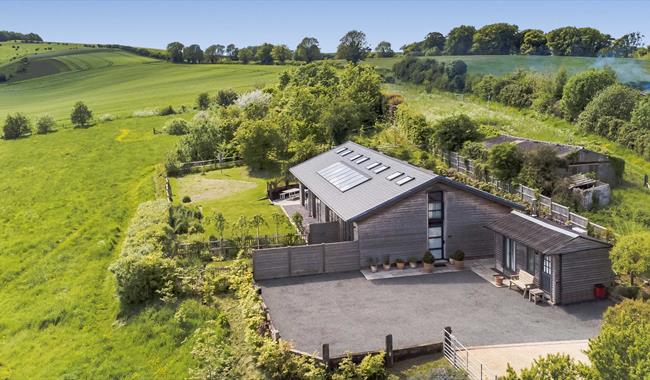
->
[204,44,224,63]
[3,113,31,139]
[238,47,253,64]
[444,25,476,55]
[433,114,479,151]
[422,32,446,51]
[488,142,524,182]
[255,43,274,64]
[520,29,550,55]
[166,41,184,63]
[70,101,93,128]
[471,23,519,54]
[294,37,321,62]
[546,26,611,56]
[336,30,370,63]
[225,44,238,60]
[271,44,292,64]
[374,41,394,58]
[182,44,204,63]
[610,232,650,286]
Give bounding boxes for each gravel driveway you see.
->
[258,270,611,356]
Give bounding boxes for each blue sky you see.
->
[4,1,650,51]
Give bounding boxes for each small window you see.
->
[356,157,369,164]
[349,154,362,161]
[386,172,403,181]
[366,162,380,170]
[335,147,347,153]
[373,165,389,174]
[340,150,353,157]
[396,176,414,185]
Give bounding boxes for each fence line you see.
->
[439,149,611,240]
[164,176,173,202]
[174,233,308,258]
[443,328,496,380]
[179,156,242,171]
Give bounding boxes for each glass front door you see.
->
[541,255,552,292]
[427,192,444,259]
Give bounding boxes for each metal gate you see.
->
[443,328,497,380]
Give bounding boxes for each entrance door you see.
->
[541,255,552,292]
[427,192,444,259]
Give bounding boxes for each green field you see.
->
[0,40,94,64]
[388,83,650,234]
[369,55,650,83]
[0,50,285,120]
[171,167,293,239]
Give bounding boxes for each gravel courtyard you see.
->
[257,270,612,356]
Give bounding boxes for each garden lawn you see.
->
[387,83,650,234]
[171,166,293,238]
[0,115,212,378]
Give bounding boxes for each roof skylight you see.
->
[386,172,403,181]
[373,165,389,174]
[318,162,370,192]
[335,147,347,153]
[366,162,380,170]
[396,176,414,186]
[340,150,353,157]
[355,157,369,164]
[349,154,362,161]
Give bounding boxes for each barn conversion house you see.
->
[253,141,614,304]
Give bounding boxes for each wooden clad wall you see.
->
[252,240,360,280]
[356,192,428,265]
[308,222,340,244]
[560,248,614,304]
[437,184,511,259]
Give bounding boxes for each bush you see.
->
[3,112,31,139]
[0,73,6,82]
[395,105,431,148]
[163,118,190,135]
[501,353,587,380]
[196,92,210,110]
[433,114,480,151]
[70,101,93,128]
[488,142,524,182]
[497,81,535,108]
[631,97,650,130]
[109,251,177,305]
[182,195,192,203]
[215,89,238,107]
[452,250,465,261]
[158,105,176,116]
[460,141,488,160]
[518,146,567,195]
[561,68,616,120]
[35,114,56,134]
[610,232,650,286]
[133,108,159,117]
[577,84,640,134]
[99,113,117,122]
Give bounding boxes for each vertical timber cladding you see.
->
[437,183,512,259]
[356,192,428,265]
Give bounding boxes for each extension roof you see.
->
[485,211,611,255]
[290,141,523,222]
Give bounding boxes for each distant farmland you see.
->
[0,49,285,120]
[369,55,650,83]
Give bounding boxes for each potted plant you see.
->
[449,256,455,265]
[494,275,504,286]
[408,256,417,269]
[396,258,405,270]
[368,257,378,273]
[423,251,434,273]
[382,255,391,271]
[452,250,465,269]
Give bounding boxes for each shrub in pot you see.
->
[396,258,405,270]
[423,251,434,273]
[452,250,465,268]
[367,257,378,273]
[408,256,417,268]
[383,255,391,271]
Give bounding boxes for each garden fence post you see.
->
[322,343,330,370]
[385,334,393,368]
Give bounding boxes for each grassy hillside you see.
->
[369,55,650,83]
[388,83,650,234]
[0,50,285,120]
[0,40,93,64]
[0,117,197,378]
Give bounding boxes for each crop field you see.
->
[0,40,94,64]
[171,167,293,238]
[0,50,285,120]
[388,83,650,234]
[369,55,650,83]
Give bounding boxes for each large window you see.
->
[428,192,444,259]
[503,237,516,272]
[526,249,538,274]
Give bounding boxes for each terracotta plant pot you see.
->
[409,262,417,269]
[454,260,464,269]
[495,275,504,286]
[396,262,405,270]
[423,262,434,273]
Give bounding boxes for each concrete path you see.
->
[467,340,590,376]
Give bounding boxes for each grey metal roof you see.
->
[290,141,523,222]
[485,211,611,255]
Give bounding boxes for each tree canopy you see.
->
[444,25,476,55]
[336,30,371,63]
[294,37,321,62]
[471,23,519,54]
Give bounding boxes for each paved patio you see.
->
[257,270,612,356]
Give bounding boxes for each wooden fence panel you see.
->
[290,245,323,276]
[570,213,589,228]
[253,247,291,280]
[324,241,360,273]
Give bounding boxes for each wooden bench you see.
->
[509,270,536,298]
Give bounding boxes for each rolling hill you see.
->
[0,40,95,65]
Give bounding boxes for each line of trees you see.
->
[401,24,645,58]
[0,30,42,42]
